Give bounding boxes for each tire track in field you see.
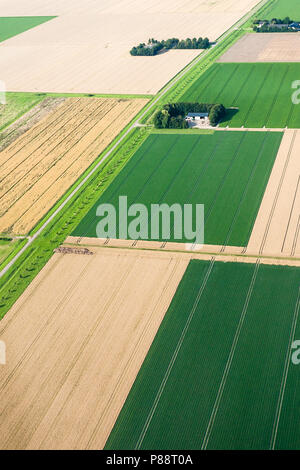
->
[186,130,228,200]
[264,65,290,127]
[81,135,180,239]
[0,98,63,151]
[155,135,203,204]
[0,99,119,228]
[243,64,273,127]
[220,131,270,251]
[0,98,81,169]
[79,134,158,238]
[11,254,138,450]
[23,100,147,237]
[259,130,297,255]
[134,257,216,450]
[85,257,185,450]
[0,99,106,202]
[201,259,260,450]
[291,215,300,257]
[281,175,300,253]
[12,100,138,234]
[203,131,248,225]
[231,64,255,108]
[0,255,94,400]
[0,98,86,184]
[213,63,240,103]
[269,288,300,450]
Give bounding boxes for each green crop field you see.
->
[261,0,300,19]
[181,63,300,128]
[105,260,300,450]
[0,16,55,43]
[72,131,282,247]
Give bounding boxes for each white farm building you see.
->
[186,112,210,127]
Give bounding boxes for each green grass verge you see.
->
[0,16,56,42]
[105,259,300,450]
[72,131,282,246]
[181,62,300,128]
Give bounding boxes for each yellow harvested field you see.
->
[0,0,261,94]
[247,130,300,258]
[218,32,300,62]
[0,247,189,450]
[0,97,148,235]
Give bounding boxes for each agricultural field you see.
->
[0,0,261,95]
[72,130,282,247]
[105,259,300,450]
[247,129,300,257]
[218,32,300,63]
[0,16,55,42]
[261,0,300,20]
[0,247,188,449]
[181,62,300,128]
[0,96,147,235]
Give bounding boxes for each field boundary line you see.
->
[201,259,260,449]
[259,130,297,255]
[134,257,216,450]
[270,288,300,450]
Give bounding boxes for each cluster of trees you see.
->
[253,17,299,32]
[153,102,226,129]
[130,37,210,56]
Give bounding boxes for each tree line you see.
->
[153,103,226,128]
[130,37,210,56]
[253,17,300,32]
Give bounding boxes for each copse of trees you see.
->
[130,37,210,56]
[253,17,300,32]
[153,103,226,129]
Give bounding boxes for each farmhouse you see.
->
[186,112,210,127]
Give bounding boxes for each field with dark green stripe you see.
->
[181,63,300,128]
[105,260,300,450]
[72,131,282,246]
[0,17,56,42]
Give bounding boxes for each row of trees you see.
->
[153,103,226,128]
[130,37,210,56]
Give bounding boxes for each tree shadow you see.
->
[219,108,239,126]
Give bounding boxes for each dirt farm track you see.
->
[0,97,147,235]
[0,248,188,449]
